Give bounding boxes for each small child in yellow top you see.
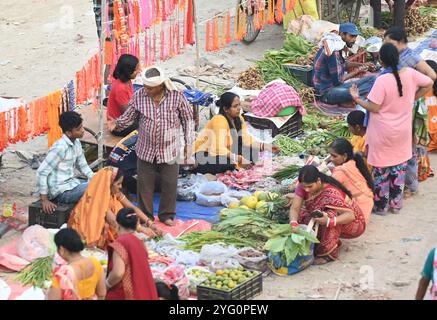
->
[347,110,367,154]
[347,110,371,171]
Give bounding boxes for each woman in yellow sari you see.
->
[68,166,163,249]
[328,138,374,224]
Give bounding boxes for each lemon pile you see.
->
[200,267,259,291]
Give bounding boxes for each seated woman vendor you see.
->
[328,138,374,224]
[289,165,366,265]
[68,166,163,249]
[107,54,141,137]
[193,92,279,174]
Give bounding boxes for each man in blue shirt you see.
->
[312,23,377,105]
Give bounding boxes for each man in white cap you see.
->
[108,66,195,226]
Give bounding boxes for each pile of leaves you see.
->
[237,67,265,90]
[264,34,317,66]
[264,226,320,265]
[214,208,278,248]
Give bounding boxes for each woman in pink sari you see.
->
[105,208,158,300]
[289,165,366,265]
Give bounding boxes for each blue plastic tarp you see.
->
[152,193,222,223]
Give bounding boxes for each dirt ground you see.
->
[1,0,437,300]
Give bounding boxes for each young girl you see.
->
[347,110,367,156]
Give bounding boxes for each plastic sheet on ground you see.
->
[152,193,222,223]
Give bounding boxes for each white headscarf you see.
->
[141,66,177,91]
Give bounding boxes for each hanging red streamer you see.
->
[185,0,194,45]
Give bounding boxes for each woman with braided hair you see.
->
[349,43,432,215]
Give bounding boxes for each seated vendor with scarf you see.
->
[313,23,376,105]
[193,92,279,175]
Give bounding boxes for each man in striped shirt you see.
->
[109,67,195,226]
[36,112,94,214]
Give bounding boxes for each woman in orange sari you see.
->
[47,228,106,300]
[289,165,366,265]
[106,208,158,300]
[68,166,163,249]
[328,138,374,224]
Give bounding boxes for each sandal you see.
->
[313,257,333,265]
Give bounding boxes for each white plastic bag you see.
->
[287,16,339,44]
[220,190,252,207]
[199,243,238,266]
[17,225,54,262]
[195,192,223,207]
[177,174,208,201]
[210,258,241,272]
[198,181,227,195]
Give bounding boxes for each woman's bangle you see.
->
[326,218,330,227]
[106,279,113,289]
[290,221,299,228]
[333,217,337,227]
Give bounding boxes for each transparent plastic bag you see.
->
[198,181,227,196]
[210,258,241,272]
[17,225,54,261]
[195,193,222,207]
[199,243,238,266]
[236,247,268,272]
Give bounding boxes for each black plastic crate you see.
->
[28,201,74,229]
[243,112,303,138]
[197,272,262,300]
[283,64,314,87]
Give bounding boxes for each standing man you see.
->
[108,67,195,226]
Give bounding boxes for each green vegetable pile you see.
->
[178,231,255,252]
[263,34,317,65]
[272,164,301,181]
[15,255,54,289]
[264,227,320,265]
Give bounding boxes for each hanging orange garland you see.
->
[275,0,284,23]
[225,10,232,44]
[205,20,212,51]
[267,0,275,25]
